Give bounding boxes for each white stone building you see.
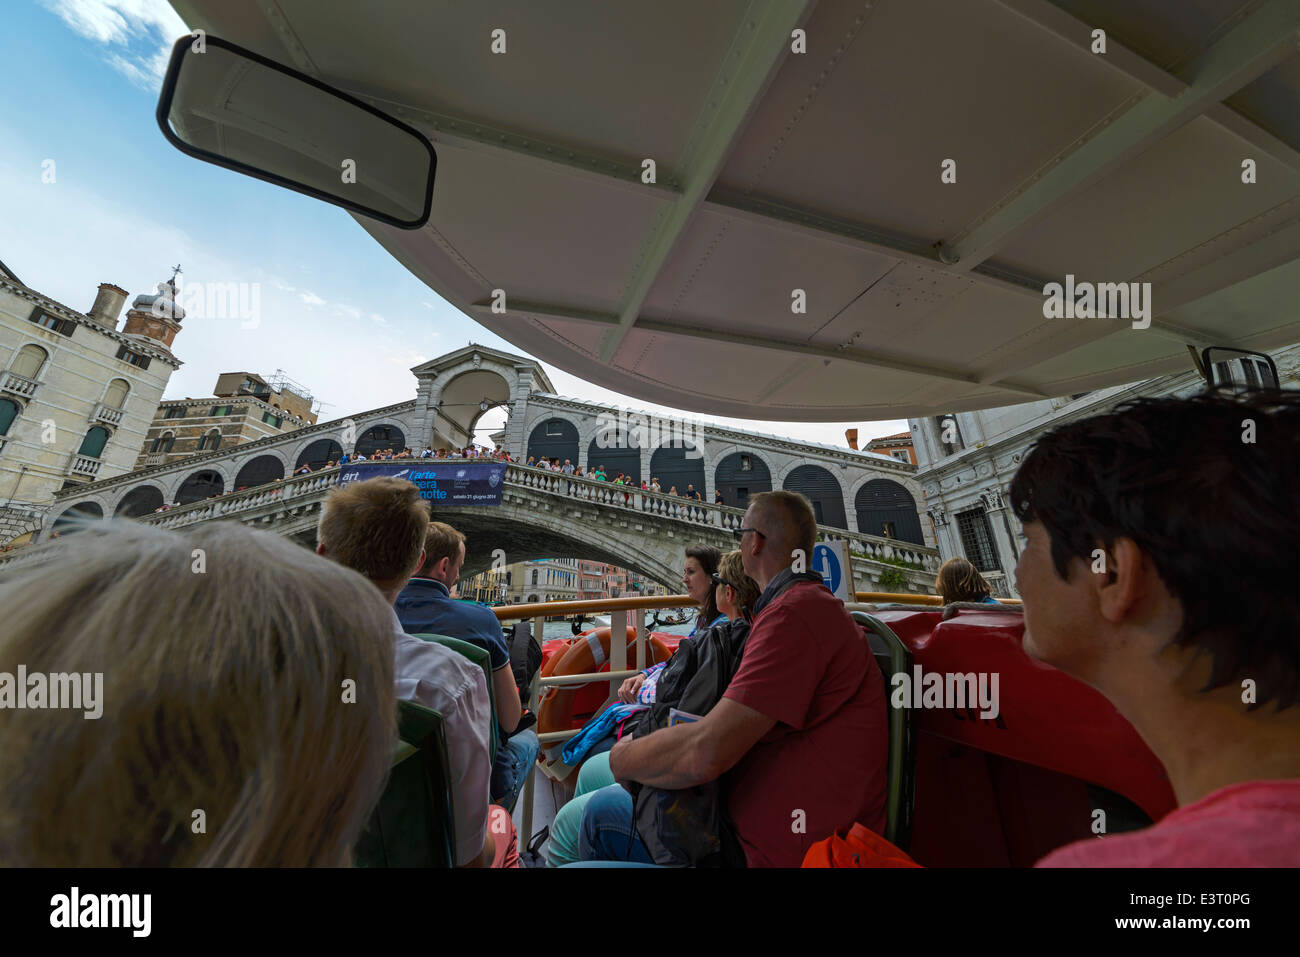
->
[908,343,1300,598]
[0,268,182,545]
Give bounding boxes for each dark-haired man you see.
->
[1013,391,1300,866]
[397,521,540,811]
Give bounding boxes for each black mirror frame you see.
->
[155,34,436,230]
[1199,347,1280,391]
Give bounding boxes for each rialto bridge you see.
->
[18,344,940,589]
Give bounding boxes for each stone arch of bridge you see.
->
[420,358,518,450]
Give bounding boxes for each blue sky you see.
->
[1,0,908,450]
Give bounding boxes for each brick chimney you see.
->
[87,283,128,329]
[845,428,859,450]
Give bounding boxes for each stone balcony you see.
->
[67,454,102,479]
[0,371,38,402]
[90,403,125,428]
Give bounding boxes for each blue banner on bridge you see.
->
[335,462,505,506]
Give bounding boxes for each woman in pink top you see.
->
[1009,392,1300,867]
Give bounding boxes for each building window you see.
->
[197,429,221,452]
[164,405,186,419]
[210,405,232,417]
[956,508,1001,573]
[890,449,910,462]
[102,378,129,409]
[882,521,896,539]
[11,344,49,379]
[27,307,74,337]
[740,454,752,471]
[150,432,175,454]
[262,411,282,428]
[115,346,151,369]
[77,426,110,459]
[545,419,564,437]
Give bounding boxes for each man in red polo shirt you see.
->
[589,490,887,866]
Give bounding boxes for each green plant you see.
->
[878,567,907,591]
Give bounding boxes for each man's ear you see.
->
[1096,537,1144,624]
[315,542,327,557]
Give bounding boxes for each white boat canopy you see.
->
[170,0,1300,420]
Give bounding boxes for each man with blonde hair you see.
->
[317,477,515,866]
[584,489,886,866]
[397,521,540,811]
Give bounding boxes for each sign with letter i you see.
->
[812,540,854,601]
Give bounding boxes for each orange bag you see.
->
[801,823,921,868]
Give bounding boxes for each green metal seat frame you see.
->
[355,699,457,867]
[851,611,917,852]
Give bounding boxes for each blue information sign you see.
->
[812,543,841,595]
[336,461,505,506]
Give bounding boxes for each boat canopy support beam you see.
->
[595,0,816,364]
[945,0,1300,271]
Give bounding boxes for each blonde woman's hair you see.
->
[717,550,761,620]
[935,556,991,604]
[0,520,396,866]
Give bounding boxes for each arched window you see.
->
[77,426,110,459]
[855,479,923,545]
[102,378,130,409]
[150,431,176,454]
[114,485,164,518]
[0,398,19,436]
[782,464,846,528]
[197,429,222,452]
[10,344,48,379]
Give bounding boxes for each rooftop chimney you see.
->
[87,283,128,329]
[846,428,859,450]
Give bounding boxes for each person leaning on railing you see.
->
[0,521,396,866]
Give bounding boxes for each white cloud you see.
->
[41,0,188,90]
[369,312,389,326]
[298,290,326,307]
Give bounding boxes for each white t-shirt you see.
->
[390,609,492,866]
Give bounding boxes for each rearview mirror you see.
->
[1201,347,1280,391]
[156,35,435,229]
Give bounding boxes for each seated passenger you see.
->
[579,490,887,866]
[316,477,516,867]
[396,521,541,811]
[619,544,726,707]
[935,556,1003,605]
[547,548,757,867]
[1022,392,1300,867]
[0,521,395,865]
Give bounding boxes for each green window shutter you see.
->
[77,426,110,459]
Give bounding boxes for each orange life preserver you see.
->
[537,626,672,746]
